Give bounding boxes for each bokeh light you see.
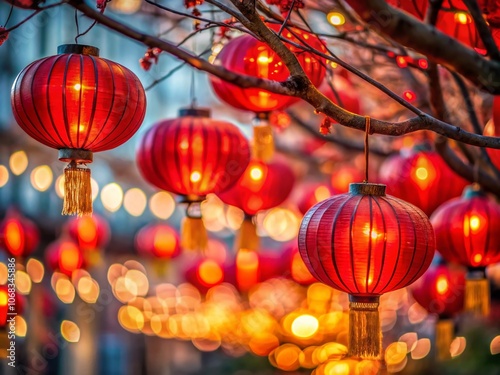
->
[30,165,53,192]
[61,320,81,343]
[149,191,175,220]
[0,165,9,187]
[101,183,124,212]
[124,188,147,216]
[9,151,28,176]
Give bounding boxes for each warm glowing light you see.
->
[15,316,27,337]
[101,183,123,212]
[124,188,147,217]
[55,278,76,304]
[152,229,178,257]
[403,90,416,102]
[91,178,99,201]
[314,186,331,202]
[4,221,22,255]
[0,263,7,284]
[0,289,7,306]
[198,260,224,286]
[396,56,408,68]
[399,332,418,352]
[435,275,449,295]
[415,167,428,180]
[263,208,300,242]
[469,215,481,231]
[323,361,350,375]
[327,12,346,26]
[273,344,301,371]
[15,270,32,295]
[59,242,82,275]
[73,83,81,91]
[411,338,431,360]
[118,305,145,332]
[55,175,65,198]
[77,277,100,303]
[0,165,9,187]
[291,314,319,338]
[473,253,483,264]
[455,12,471,24]
[125,269,149,297]
[385,342,407,365]
[257,54,270,64]
[30,165,53,192]
[149,191,175,220]
[490,335,500,355]
[250,167,263,181]
[109,0,142,13]
[9,151,28,176]
[190,171,202,183]
[61,320,81,342]
[450,337,466,357]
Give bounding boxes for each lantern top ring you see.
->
[349,183,386,196]
[58,149,93,164]
[57,44,99,57]
[178,108,210,118]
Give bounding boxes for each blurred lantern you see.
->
[297,182,335,215]
[0,209,39,260]
[299,183,434,358]
[319,75,361,115]
[209,23,326,161]
[11,44,146,216]
[218,159,295,252]
[331,164,364,193]
[135,223,181,276]
[184,258,225,294]
[411,261,466,360]
[5,0,44,9]
[379,145,468,216]
[136,108,250,252]
[67,214,110,266]
[484,118,500,170]
[285,246,317,285]
[45,239,84,277]
[431,185,500,317]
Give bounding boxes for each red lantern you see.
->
[67,214,110,252]
[0,285,25,328]
[184,258,225,294]
[135,223,181,260]
[331,164,365,193]
[137,108,250,251]
[379,146,468,216]
[11,44,146,216]
[297,182,335,215]
[299,183,435,358]
[218,159,295,251]
[45,239,84,277]
[431,185,500,316]
[0,210,39,258]
[5,0,44,9]
[209,24,326,113]
[411,262,466,360]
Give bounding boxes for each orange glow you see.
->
[455,12,471,25]
[59,242,82,275]
[291,314,319,338]
[73,83,81,91]
[436,275,449,295]
[473,253,483,264]
[415,167,428,181]
[291,252,316,284]
[153,231,178,257]
[77,217,97,245]
[314,186,331,203]
[0,289,7,306]
[190,171,202,183]
[4,221,23,256]
[198,260,224,286]
[250,167,263,181]
[469,215,481,231]
[236,250,259,292]
[411,155,436,189]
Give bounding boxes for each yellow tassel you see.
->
[0,328,8,359]
[62,162,92,216]
[181,217,208,252]
[348,298,381,359]
[152,259,169,278]
[465,277,490,317]
[253,123,274,161]
[236,217,259,251]
[435,319,454,361]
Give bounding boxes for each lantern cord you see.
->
[190,38,197,108]
[363,116,371,183]
[435,319,454,361]
[4,4,14,27]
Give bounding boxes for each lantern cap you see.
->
[462,184,486,199]
[349,295,380,303]
[349,183,386,196]
[58,149,93,164]
[178,108,210,118]
[57,44,99,56]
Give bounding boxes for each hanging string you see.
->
[190,38,198,108]
[364,116,371,183]
[4,4,14,28]
[74,9,80,44]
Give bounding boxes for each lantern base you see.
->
[236,216,259,252]
[435,319,454,361]
[62,162,92,216]
[465,270,490,317]
[58,149,93,164]
[181,217,208,252]
[348,295,381,359]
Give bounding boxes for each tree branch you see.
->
[462,0,500,60]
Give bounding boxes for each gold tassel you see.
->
[0,328,8,359]
[464,277,490,317]
[236,217,259,251]
[181,217,208,252]
[253,123,274,161]
[435,319,454,361]
[348,298,381,359]
[152,259,169,278]
[62,162,92,216]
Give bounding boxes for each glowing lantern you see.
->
[411,262,466,360]
[0,210,39,259]
[297,183,335,215]
[67,214,110,251]
[299,183,434,358]
[209,24,326,160]
[218,159,295,251]
[6,0,44,9]
[135,223,181,259]
[379,146,468,216]
[136,108,250,251]
[331,164,365,193]
[184,259,225,294]
[11,44,146,216]
[431,185,500,316]
[0,284,24,346]
[45,239,84,277]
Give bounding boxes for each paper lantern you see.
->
[411,262,466,360]
[379,146,468,216]
[299,183,435,358]
[184,258,225,294]
[67,214,110,251]
[209,24,326,160]
[137,108,250,251]
[135,223,181,259]
[11,44,146,216]
[431,185,500,316]
[218,159,295,251]
[45,239,84,277]
[0,210,39,258]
